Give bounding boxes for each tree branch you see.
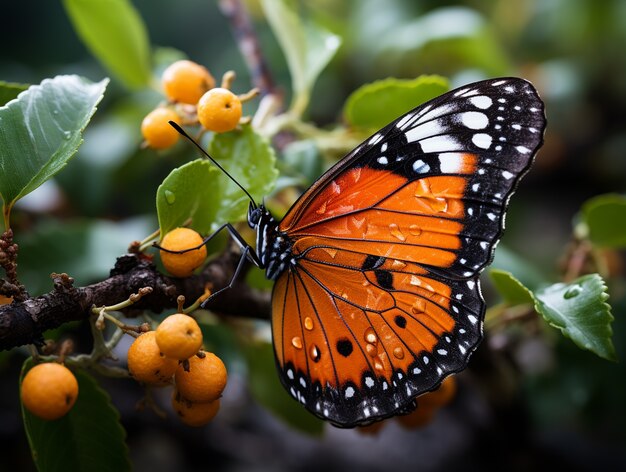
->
[0,251,270,352]
[218,0,278,98]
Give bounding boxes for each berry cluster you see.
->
[20,311,227,427]
[358,375,458,435]
[141,59,258,149]
[128,313,227,427]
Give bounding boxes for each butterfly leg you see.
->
[199,244,256,308]
[153,223,261,266]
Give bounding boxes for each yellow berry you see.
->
[127,331,178,385]
[396,405,435,429]
[197,88,242,132]
[175,352,227,403]
[162,60,215,104]
[141,107,181,149]
[171,389,220,427]
[357,420,386,435]
[159,227,207,277]
[21,363,79,420]
[418,375,457,409]
[155,313,203,360]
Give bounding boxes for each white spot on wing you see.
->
[377,156,388,165]
[419,135,460,153]
[369,133,383,145]
[405,119,446,143]
[502,170,514,179]
[461,111,489,129]
[468,314,478,324]
[472,133,492,149]
[396,113,415,130]
[470,95,493,109]
[412,159,430,173]
[438,153,464,173]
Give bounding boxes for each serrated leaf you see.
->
[489,269,534,306]
[242,341,324,435]
[343,75,449,131]
[534,274,617,362]
[0,75,108,226]
[207,124,278,228]
[260,0,341,115]
[156,159,221,237]
[0,81,29,106]
[580,193,626,248]
[63,0,151,89]
[21,359,131,472]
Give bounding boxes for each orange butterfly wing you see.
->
[271,78,546,426]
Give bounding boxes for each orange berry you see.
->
[127,331,178,385]
[175,352,227,403]
[141,107,181,149]
[21,363,79,420]
[396,405,435,429]
[155,313,203,360]
[159,227,207,277]
[357,419,387,435]
[172,389,220,427]
[418,375,458,409]
[162,60,215,104]
[197,88,242,132]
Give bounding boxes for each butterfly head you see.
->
[247,201,263,230]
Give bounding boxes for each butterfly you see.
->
[174,77,546,427]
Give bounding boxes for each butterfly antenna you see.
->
[169,121,257,208]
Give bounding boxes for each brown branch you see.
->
[218,0,278,98]
[0,229,28,301]
[0,251,270,352]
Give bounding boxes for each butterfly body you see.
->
[241,78,544,427]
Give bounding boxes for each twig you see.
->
[0,251,270,351]
[217,0,278,98]
[0,229,28,301]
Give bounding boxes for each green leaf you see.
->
[0,75,107,226]
[0,81,29,106]
[580,193,626,248]
[489,269,534,306]
[534,274,617,362]
[242,341,324,435]
[156,159,221,237]
[63,0,151,89]
[260,0,341,115]
[343,75,449,132]
[17,217,153,296]
[491,244,548,291]
[207,124,279,228]
[21,359,131,472]
[371,7,511,76]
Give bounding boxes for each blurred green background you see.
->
[1,0,625,471]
